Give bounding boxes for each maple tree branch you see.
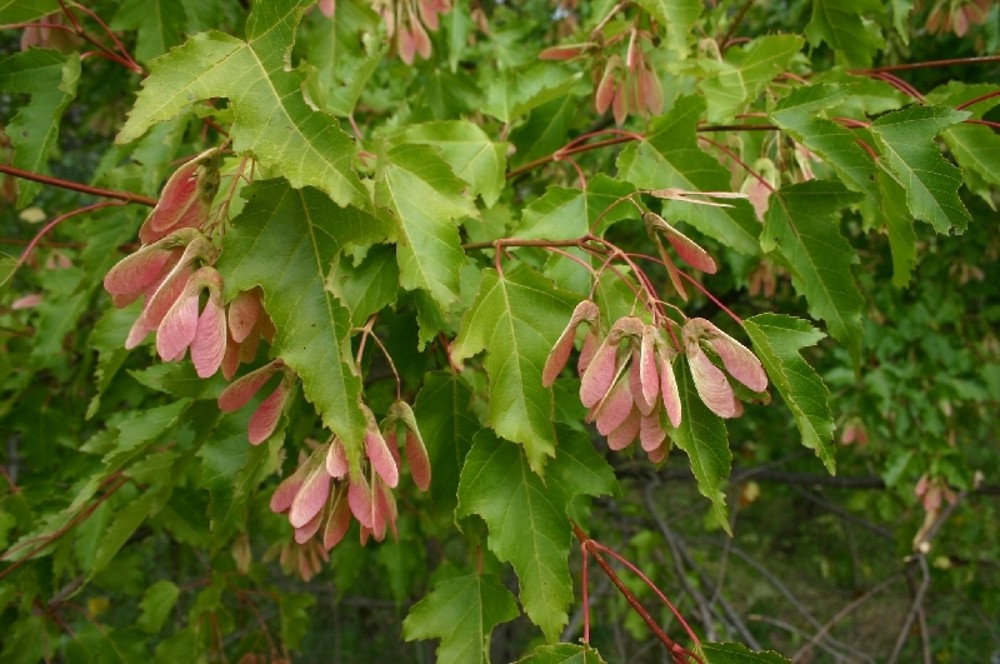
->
[719,0,756,50]
[0,163,157,206]
[853,54,1000,73]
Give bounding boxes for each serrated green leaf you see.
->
[111,0,186,63]
[770,85,876,194]
[633,0,701,56]
[280,592,315,652]
[0,615,47,664]
[330,244,400,326]
[761,180,864,363]
[889,0,914,44]
[400,121,507,206]
[700,35,803,122]
[0,0,58,23]
[510,95,581,168]
[515,176,636,241]
[701,641,791,663]
[85,306,135,419]
[456,430,616,642]
[452,266,578,473]
[869,105,971,234]
[403,573,519,664]
[137,580,181,634]
[117,0,365,207]
[878,170,917,287]
[805,0,885,68]
[617,95,760,255]
[376,144,476,308]
[484,63,585,124]
[413,372,480,519]
[943,123,1000,188]
[515,643,608,664]
[90,482,173,577]
[743,314,835,473]
[671,362,731,533]
[0,48,80,206]
[218,179,392,456]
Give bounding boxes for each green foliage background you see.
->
[1,0,998,662]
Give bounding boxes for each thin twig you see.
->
[0,163,157,206]
[888,554,932,664]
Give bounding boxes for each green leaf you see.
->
[137,580,181,634]
[85,306,135,419]
[618,95,760,255]
[805,0,885,68]
[117,0,366,207]
[633,0,701,56]
[672,362,732,533]
[452,266,578,473]
[942,123,1000,192]
[701,641,791,663]
[743,314,835,473]
[400,121,507,206]
[403,573,520,664]
[0,48,80,206]
[413,372,480,519]
[878,170,917,287]
[515,643,608,664]
[761,180,864,362]
[456,430,616,642]
[90,482,173,577]
[280,592,316,652]
[376,144,476,308]
[218,179,393,456]
[0,615,47,664]
[329,244,400,327]
[700,35,803,123]
[0,0,58,23]
[484,63,585,124]
[869,105,972,234]
[515,176,636,241]
[510,95,581,168]
[889,0,914,44]
[770,85,876,194]
[111,0,187,63]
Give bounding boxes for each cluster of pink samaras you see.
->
[545,304,768,462]
[102,150,430,561]
[318,0,453,65]
[103,148,272,382]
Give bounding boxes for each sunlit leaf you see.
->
[452,266,578,473]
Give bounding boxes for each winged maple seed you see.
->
[138,147,221,244]
[545,304,769,458]
[268,400,430,551]
[593,30,663,125]
[217,360,294,445]
[372,0,453,65]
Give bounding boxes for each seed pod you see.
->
[326,437,349,479]
[657,346,683,428]
[640,410,667,452]
[594,373,636,435]
[544,300,600,387]
[595,56,620,115]
[363,406,399,488]
[686,343,740,418]
[607,405,641,450]
[638,325,661,412]
[289,446,332,529]
[688,318,768,392]
[580,333,623,409]
[322,485,352,550]
[138,148,221,244]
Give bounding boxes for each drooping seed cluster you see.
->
[102,148,274,381]
[103,149,430,562]
[544,301,769,461]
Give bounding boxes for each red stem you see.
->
[853,55,1000,73]
[15,201,124,270]
[0,163,157,206]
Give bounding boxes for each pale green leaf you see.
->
[117,0,366,207]
[515,643,609,664]
[702,641,791,663]
[870,105,971,234]
[403,573,519,664]
[890,0,914,44]
[137,580,181,634]
[377,144,476,308]
[617,95,760,255]
[761,180,864,362]
[91,482,173,577]
[452,266,578,473]
[634,0,701,56]
[86,306,137,419]
[805,0,885,68]
[671,362,731,533]
[0,48,80,206]
[401,121,507,206]
[770,85,876,194]
[218,179,393,456]
[700,35,803,122]
[456,431,616,642]
[943,124,1000,189]
[111,0,186,63]
[515,175,636,241]
[743,314,835,473]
